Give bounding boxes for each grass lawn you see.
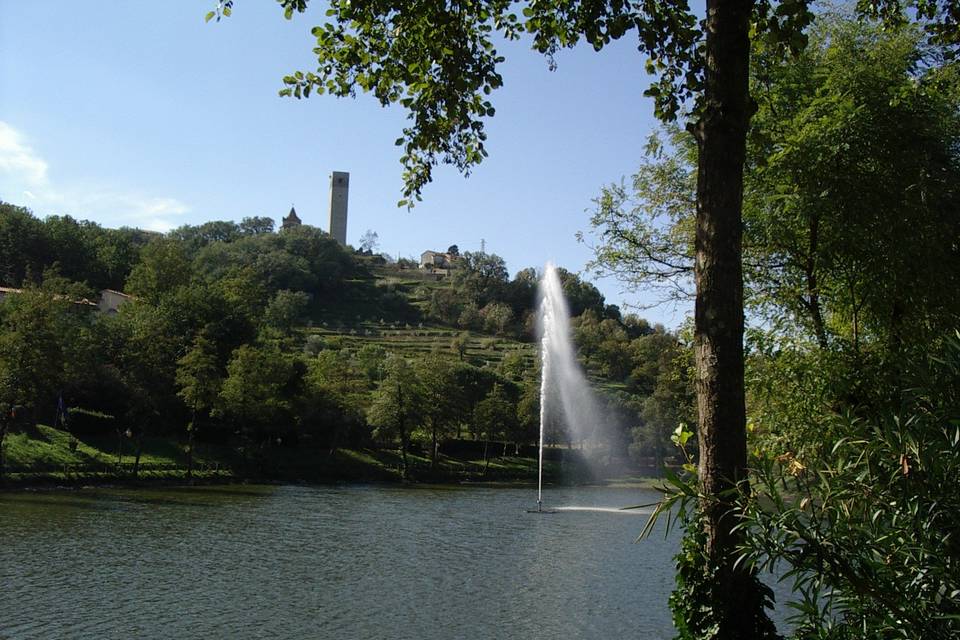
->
[1,422,604,488]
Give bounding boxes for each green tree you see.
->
[630,331,696,473]
[497,350,529,382]
[0,202,45,287]
[427,286,462,325]
[0,402,12,481]
[302,345,370,457]
[170,220,241,250]
[264,289,310,334]
[175,333,222,478]
[556,267,606,318]
[219,343,297,455]
[125,238,193,304]
[588,17,960,357]
[739,336,960,638]
[450,331,470,362]
[744,17,960,352]
[415,354,464,469]
[516,375,542,449]
[473,382,518,471]
[306,349,369,451]
[572,310,633,380]
[503,267,538,318]
[480,301,514,336]
[451,252,509,308]
[108,301,182,478]
[239,216,274,235]
[353,343,388,387]
[0,288,78,425]
[40,215,102,287]
[367,354,424,478]
[93,226,151,291]
[457,302,481,331]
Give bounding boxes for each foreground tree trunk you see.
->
[693,1,772,637]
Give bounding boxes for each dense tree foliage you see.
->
[0,202,154,291]
[593,14,960,638]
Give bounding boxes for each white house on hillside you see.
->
[0,286,132,314]
[98,289,133,314]
[420,250,459,272]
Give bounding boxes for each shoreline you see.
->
[0,471,663,494]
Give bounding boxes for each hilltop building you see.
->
[420,249,459,275]
[328,171,349,246]
[97,289,133,314]
[276,171,349,242]
[0,287,131,313]
[0,286,21,302]
[281,206,302,230]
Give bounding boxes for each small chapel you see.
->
[281,206,302,230]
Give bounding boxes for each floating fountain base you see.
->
[525,501,558,514]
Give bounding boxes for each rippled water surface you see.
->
[1,484,682,639]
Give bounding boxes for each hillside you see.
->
[0,208,689,487]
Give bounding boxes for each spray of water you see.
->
[536,262,603,510]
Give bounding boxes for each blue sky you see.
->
[0,1,689,327]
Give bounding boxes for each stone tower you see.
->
[328,171,349,246]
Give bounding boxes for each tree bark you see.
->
[694,0,772,637]
[805,211,828,349]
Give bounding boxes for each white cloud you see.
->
[0,121,190,230]
[77,190,190,231]
[0,121,49,187]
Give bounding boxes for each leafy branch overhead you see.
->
[209,1,956,206]
[274,0,706,207]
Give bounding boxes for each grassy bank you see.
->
[0,424,615,489]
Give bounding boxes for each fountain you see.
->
[529,262,602,513]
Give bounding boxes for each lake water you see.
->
[0,484,684,639]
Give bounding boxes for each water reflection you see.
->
[1,485,680,639]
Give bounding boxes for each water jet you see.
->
[530,262,601,514]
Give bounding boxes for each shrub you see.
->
[737,333,960,639]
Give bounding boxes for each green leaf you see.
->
[205,11,216,23]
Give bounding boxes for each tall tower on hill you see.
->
[328,171,349,246]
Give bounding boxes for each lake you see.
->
[0,484,684,639]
